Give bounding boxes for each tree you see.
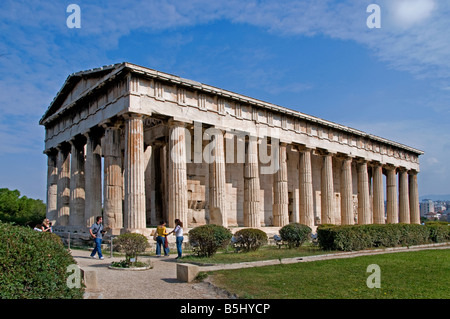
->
[0,188,46,227]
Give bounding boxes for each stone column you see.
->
[84,128,103,227]
[208,127,227,227]
[398,168,410,224]
[168,120,189,228]
[103,122,123,232]
[123,114,146,230]
[340,156,353,225]
[299,147,314,228]
[357,159,371,224]
[56,143,71,226]
[372,162,385,224]
[244,135,260,227]
[386,166,398,224]
[45,149,58,225]
[409,170,420,225]
[321,152,334,224]
[69,136,86,227]
[273,142,289,227]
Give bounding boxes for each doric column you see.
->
[409,170,420,225]
[340,156,354,225]
[123,114,146,230]
[84,128,103,227]
[372,162,385,224]
[273,142,289,227]
[299,147,314,228]
[386,165,398,223]
[321,151,334,224]
[69,136,86,227]
[56,143,71,226]
[103,122,123,231]
[208,127,227,227]
[45,149,58,225]
[244,135,260,227]
[357,159,371,224]
[168,120,189,228]
[398,168,410,224]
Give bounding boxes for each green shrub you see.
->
[279,223,312,248]
[426,223,450,243]
[114,233,150,265]
[189,224,232,257]
[233,228,268,252]
[0,222,84,299]
[317,223,449,251]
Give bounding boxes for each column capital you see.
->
[43,148,58,156]
[100,117,124,129]
[408,169,419,176]
[83,125,104,139]
[315,148,335,157]
[69,134,87,148]
[168,117,193,126]
[334,153,354,161]
[56,141,71,153]
[397,166,408,173]
[354,157,368,164]
[122,112,144,120]
[369,160,382,167]
[383,163,397,171]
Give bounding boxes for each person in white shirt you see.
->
[168,219,184,259]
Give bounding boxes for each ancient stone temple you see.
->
[40,62,423,235]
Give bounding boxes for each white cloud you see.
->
[389,0,436,29]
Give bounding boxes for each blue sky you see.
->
[1,0,450,201]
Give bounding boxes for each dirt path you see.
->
[71,249,230,299]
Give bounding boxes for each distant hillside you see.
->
[420,194,450,201]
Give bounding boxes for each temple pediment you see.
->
[39,63,123,125]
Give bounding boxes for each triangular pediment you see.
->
[39,63,124,125]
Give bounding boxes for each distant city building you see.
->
[420,199,434,217]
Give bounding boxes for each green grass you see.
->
[180,243,332,264]
[210,249,450,299]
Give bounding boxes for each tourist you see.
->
[42,218,52,232]
[89,216,105,260]
[155,221,169,257]
[168,219,184,259]
[33,224,43,232]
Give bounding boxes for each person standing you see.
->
[89,216,105,260]
[168,219,184,259]
[155,221,169,257]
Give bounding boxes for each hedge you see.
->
[0,222,84,299]
[317,223,450,251]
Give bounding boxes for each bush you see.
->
[233,228,268,252]
[114,233,150,265]
[426,223,450,243]
[279,223,312,248]
[317,223,449,251]
[189,224,232,257]
[0,222,84,299]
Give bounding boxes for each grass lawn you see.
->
[180,243,333,264]
[209,249,450,299]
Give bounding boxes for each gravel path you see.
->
[71,249,231,299]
